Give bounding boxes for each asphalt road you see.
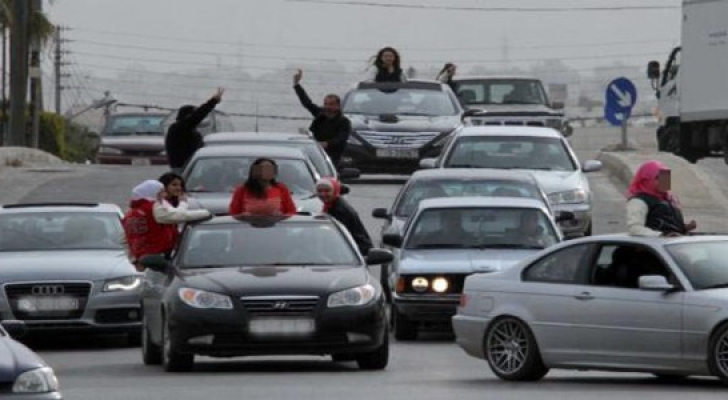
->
[15,127,728,398]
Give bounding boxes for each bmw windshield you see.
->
[446,136,577,171]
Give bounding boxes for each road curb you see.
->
[0,147,65,170]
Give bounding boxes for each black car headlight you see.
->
[178,288,233,309]
[327,284,376,308]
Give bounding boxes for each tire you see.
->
[708,323,728,384]
[142,316,162,365]
[484,317,549,381]
[356,328,389,370]
[392,308,417,341]
[163,320,194,372]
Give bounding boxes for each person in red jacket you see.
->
[229,158,297,216]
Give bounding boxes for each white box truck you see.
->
[648,0,728,164]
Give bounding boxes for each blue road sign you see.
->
[605,77,637,112]
[604,104,631,127]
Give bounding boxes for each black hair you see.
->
[177,105,196,121]
[373,46,402,73]
[324,94,341,106]
[243,158,279,198]
[158,172,187,207]
[437,63,455,78]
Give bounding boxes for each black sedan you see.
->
[0,321,62,399]
[140,214,393,372]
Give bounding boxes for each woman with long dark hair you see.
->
[436,62,458,93]
[228,158,297,216]
[367,47,408,82]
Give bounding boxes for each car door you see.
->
[520,243,595,364]
[570,242,684,368]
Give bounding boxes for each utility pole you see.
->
[1,23,7,145]
[53,26,66,115]
[28,0,42,148]
[8,0,30,147]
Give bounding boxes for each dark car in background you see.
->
[140,214,393,372]
[342,80,464,173]
[0,321,62,398]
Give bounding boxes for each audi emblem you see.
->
[31,285,65,296]
[272,301,289,310]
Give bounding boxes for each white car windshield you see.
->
[405,207,558,250]
[186,157,316,197]
[0,212,124,252]
[667,241,728,290]
[343,88,458,116]
[446,136,577,171]
[180,222,359,267]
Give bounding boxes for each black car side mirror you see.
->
[382,233,403,248]
[338,168,361,181]
[1,320,27,339]
[140,254,170,273]
[372,208,390,220]
[365,248,394,265]
[555,211,575,223]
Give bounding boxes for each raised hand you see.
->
[293,69,303,85]
[212,87,224,102]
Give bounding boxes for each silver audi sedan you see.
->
[454,234,728,384]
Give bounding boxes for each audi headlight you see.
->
[103,276,142,292]
[548,189,588,205]
[178,288,233,309]
[98,146,123,155]
[327,284,376,308]
[432,277,449,293]
[13,367,59,394]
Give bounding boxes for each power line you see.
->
[284,0,679,12]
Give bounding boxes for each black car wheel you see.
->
[142,316,162,365]
[392,308,417,341]
[484,317,548,381]
[163,320,194,372]
[708,323,728,384]
[356,328,389,370]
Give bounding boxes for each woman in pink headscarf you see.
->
[626,160,696,236]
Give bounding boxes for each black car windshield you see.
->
[343,88,458,116]
[180,221,359,267]
[456,79,548,106]
[405,207,558,250]
[666,241,728,290]
[395,179,545,218]
[186,157,316,197]
[445,136,577,171]
[0,212,123,252]
[104,115,167,136]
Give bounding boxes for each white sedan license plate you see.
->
[17,296,79,312]
[375,148,419,159]
[248,318,315,336]
[131,157,151,166]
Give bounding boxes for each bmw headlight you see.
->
[13,367,59,394]
[548,189,588,205]
[178,288,233,309]
[432,277,449,293]
[103,276,142,292]
[98,146,123,155]
[327,284,376,308]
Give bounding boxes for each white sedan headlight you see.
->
[327,284,376,308]
[103,276,142,292]
[178,288,233,309]
[13,367,59,394]
[548,189,588,205]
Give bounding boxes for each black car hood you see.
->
[348,114,460,133]
[0,337,44,383]
[179,265,369,297]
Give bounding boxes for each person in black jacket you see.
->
[165,88,224,173]
[316,177,372,256]
[293,70,350,169]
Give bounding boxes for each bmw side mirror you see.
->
[555,211,575,223]
[382,233,403,248]
[639,275,675,291]
[1,320,27,339]
[338,168,361,181]
[365,248,394,265]
[582,160,603,173]
[140,254,170,273]
[372,208,390,220]
[419,158,437,169]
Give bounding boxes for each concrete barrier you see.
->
[0,147,65,169]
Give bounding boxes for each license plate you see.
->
[375,148,419,159]
[248,318,315,336]
[17,296,79,312]
[131,158,151,166]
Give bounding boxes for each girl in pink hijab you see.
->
[626,160,696,236]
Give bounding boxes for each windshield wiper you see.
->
[474,243,544,250]
[701,283,728,290]
[410,243,467,249]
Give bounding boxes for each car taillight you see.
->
[396,277,406,293]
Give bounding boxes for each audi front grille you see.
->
[4,282,92,320]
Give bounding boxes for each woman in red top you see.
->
[229,158,297,216]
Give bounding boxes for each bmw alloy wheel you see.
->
[485,318,548,381]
